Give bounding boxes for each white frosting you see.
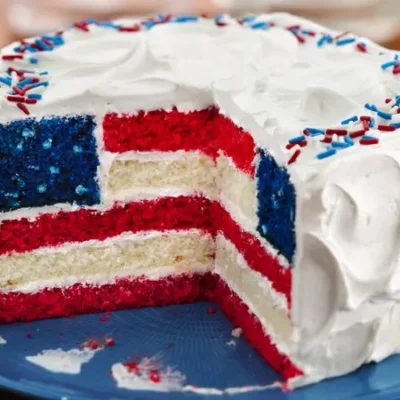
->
[112,355,280,394]
[1,13,400,386]
[26,347,100,374]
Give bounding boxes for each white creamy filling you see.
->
[0,229,214,293]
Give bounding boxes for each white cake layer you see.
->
[0,230,214,293]
[215,234,292,352]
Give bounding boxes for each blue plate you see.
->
[0,301,399,400]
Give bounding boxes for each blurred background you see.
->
[0,0,400,49]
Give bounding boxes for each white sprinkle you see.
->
[0,336,6,345]
[231,328,243,338]
[226,340,236,347]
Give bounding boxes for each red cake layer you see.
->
[0,273,210,324]
[103,107,256,176]
[215,203,292,304]
[0,197,291,301]
[209,277,303,380]
[0,196,213,256]
[0,272,302,380]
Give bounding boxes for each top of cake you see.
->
[1,13,399,176]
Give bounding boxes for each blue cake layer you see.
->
[256,150,296,264]
[0,115,100,212]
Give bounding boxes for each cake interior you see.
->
[0,108,300,379]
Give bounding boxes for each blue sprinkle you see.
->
[174,15,199,23]
[390,122,400,128]
[289,135,306,144]
[29,81,49,90]
[73,145,83,153]
[377,110,392,120]
[381,60,398,70]
[361,135,377,140]
[365,103,377,112]
[37,184,47,193]
[25,45,39,53]
[336,37,356,46]
[22,128,35,138]
[344,136,354,145]
[39,71,49,76]
[317,34,333,47]
[29,57,39,64]
[5,192,19,199]
[27,93,42,100]
[251,21,270,30]
[395,96,400,106]
[49,166,60,174]
[331,141,350,149]
[28,165,40,171]
[341,115,358,125]
[0,77,12,86]
[35,39,52,51]
[42,139,52,149]
[85,17,98,24]
[261,225,268,235]
[16,142,23,151]
[369,118,376,128]
[306,128,324,135]
[241,15,257,24]
[96,21,117,28]
[51,36,65,46]
[13,46,22,52]
[316,148,336,160]
[142,20,156,29]
[395,54,399,61]
[17,78,33,88]
[75,185,87,195]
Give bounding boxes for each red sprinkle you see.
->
[216,21,227,27]
[356,43,367,53]
[118,25,141,32]
[393,65,400,75]
[2,55,23,60]
[360,138,379,145]
[288,149,301,165]
[124,362,140,374]
[326,129,347,136]
[25,99,37,105]
[285,142,296,150]
[378,125,396,132]
[303,129,310,136]
[73,22,90,32]
[298,140,307,147]
[7,96,25,102]
[207,306,217,314]
[362,121,370,130]
[25,332,32,339]
[41,38,53,47]
[99,314,109,322]
[105,338,115,347]
[286,25,300,31]
[149,370,162,383]
[17,103,30,115]
[12,86,25,96]
[360,116,372,121]
[293,33,305,43]
[320,136,333,143]
[83,339,99,350]
[349,129,367,138]
[7,67,24,76]
[385,98,392,104]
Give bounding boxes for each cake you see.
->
[0,13,399,388]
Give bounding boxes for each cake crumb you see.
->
[231,328,242,338]
[207,306,217,314]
